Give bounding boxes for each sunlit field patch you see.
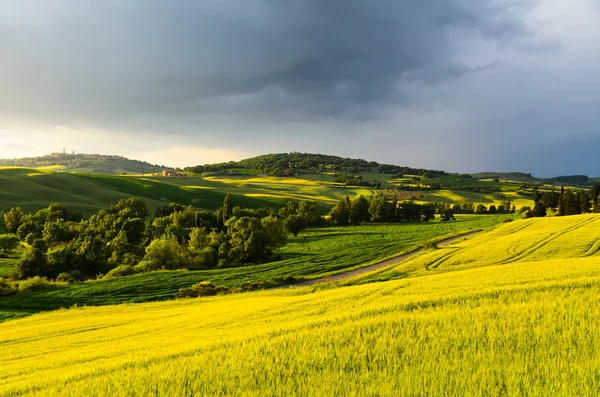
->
[1,249,599,396]
[347,214,600,284]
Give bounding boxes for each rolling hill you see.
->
[347,213,600,284]
[0,215,508,321]
[0,153,167,175]
[0,165,536,217]
[1,214,600,395]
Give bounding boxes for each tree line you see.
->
[325,195,515,225]
[527,184,600,217]
[1,192,517,284]
[1,196,325,282]
[186,152,448,178]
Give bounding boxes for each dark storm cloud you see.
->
[0,0,536,127]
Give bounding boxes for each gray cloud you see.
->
[1,0,599,177]
[0,0,539,126]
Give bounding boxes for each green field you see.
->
[1,214,600,395]
[0,168,373,215]
[0,168,535,217]
[0,251,20,278]
[0,215,509,322]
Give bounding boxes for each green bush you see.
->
[56,270,83,284]
[56,272,76,284]
[19,276,51,292]
[0,277,17,297]
[103,265,137,279]
[178,281,229,298]
[133,261,159,273]
[423,241,438,250]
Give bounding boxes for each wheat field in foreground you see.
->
[2,228,600,396]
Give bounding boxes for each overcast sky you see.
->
[1,0,599,176]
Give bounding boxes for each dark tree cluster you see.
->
[528,185,600,217]
[278,200,326,237]
[186,152,448,179]
[334,173,373,187]
[3,196,294,282]
[328,195,436,226]
[545,175,589,184]
[327,196,517,226]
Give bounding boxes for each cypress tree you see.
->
[558,186,565,216]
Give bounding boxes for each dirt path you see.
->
[278,230,483,288]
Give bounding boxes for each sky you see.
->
[0,0,599,177]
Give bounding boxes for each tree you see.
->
[17,240,47,278]
[440,208,455,221]
[109,198,149,219]
[421,204,436,221]
[223,194,233,221]
[226,216,284,264]
[558,186,565,216]
[561,190,577,216]
[475,204,488,214]
[0,234,19,257]
[278,201,300,219]
[369,194,390,223]
[349,196,371,225]
[46,203,69,222]
[591,183,600,213]
[3,207,24,233]
[398,201,421,222]
[138,235,186,271]
[42,219,72,246]
[577,190,590,214]
[261,216,288,250]
[298,201,324,226]
[188,227,210,252]
[329,196,351,226]
[284,215,307,237]
[488,205,497,214]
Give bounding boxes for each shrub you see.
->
[19,276,50,292]
[0,277,16,297]
[423,241,438,250]
[103,265,137,279]
[133,261,159,273]
[178,281,229,298]
[0,233,19,256]
[56,270,84,283]
[56,272,76,284]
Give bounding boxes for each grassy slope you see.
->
[0,247,22,278]
[0,215,510,321]
[1,168,535,217]
[1,242,599,395]
[347,213,600,285]
[0,168,143,215]
[0,169,371,215]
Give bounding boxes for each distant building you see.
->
[161,170,185,177]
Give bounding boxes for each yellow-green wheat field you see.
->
[2,215,600,396]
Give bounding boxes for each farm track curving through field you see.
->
[278,231,483,288]
[499,217,598,265]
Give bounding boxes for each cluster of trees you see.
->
[3,196,324,281]
[529,185,600,217]
[186,152,448,179]
[326,196,518,226]
[334,173,380,187]
[328,195,437,225]
[0,153,165,175]
[545,175,589,184]
[438,202,516,215]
